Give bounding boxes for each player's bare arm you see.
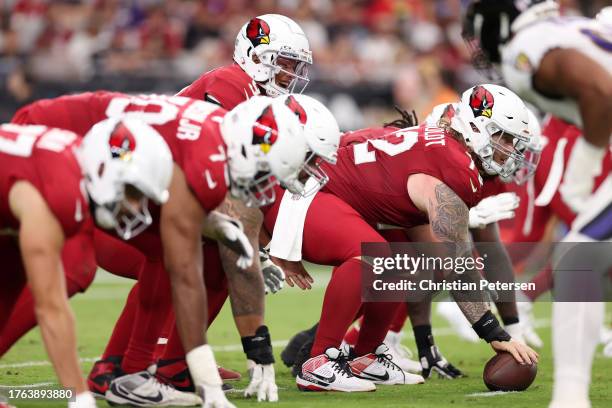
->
[216,195,266,336]
[408,173,538,364]
[9,181,88,393]
[535,48,612,148]
[161,163,208,351]
[471,223,518,324]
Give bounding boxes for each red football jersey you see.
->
[177,64,261,109]
[507,116,612,242]
[322,124,484,229]
[0,124,88,238]
[12,92,229,215]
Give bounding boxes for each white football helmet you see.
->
[511,108,543,184]
[274,94,340,196]
[220,96,308,207]
[234,14,312,97]
[451,84,531,180]
[78,118,173,240]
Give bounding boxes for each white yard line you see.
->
[0,382,55,388]
[0,318,553,369]
[466,391,517,397]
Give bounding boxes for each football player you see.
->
[94,14,313,397]
[262,84,539,392]
[463,2,612,407]
[0,121,172,408]
[10,92,309,407]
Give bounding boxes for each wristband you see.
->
[242,325,275,364]
[185,344,222,387]
[472,310,511,343]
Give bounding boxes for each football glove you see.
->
[419,345,464,379]
[260,249,285,294]
[201,384,236,408]
[245,361,278,402]
[469,192,519,229]
[207,211,253,269]
[560,138,605,213]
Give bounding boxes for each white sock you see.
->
[551,301,604,404]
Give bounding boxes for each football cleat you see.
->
[105,371,202,406]
[349,344,425,385]
[281,323,318,367]
[384,331,422,374]
[517,299,544,348]
[296,348,376,392]
[87,355,123,398]
[436,302,479,343]
[156,359,236,392]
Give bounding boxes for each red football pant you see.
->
[103,241,229,366]
[286,191,400,357]
[0,228,97,356]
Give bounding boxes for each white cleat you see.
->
[349,344,425,385]
[504,322,527,344]
[603,339,612,358]
[105,371,202,406]
[384,331,422,374]
[517,300,543,348]
[436,302,479,343]
[296,348,376,392]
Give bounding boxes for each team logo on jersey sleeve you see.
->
[469,85,494,118]
[246,18,270,47]
[109,124,137,162]
[285,95,308,125]
[252,106,278,154]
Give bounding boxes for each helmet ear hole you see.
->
[252,54,261,64]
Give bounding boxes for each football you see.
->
[483,352,538,392]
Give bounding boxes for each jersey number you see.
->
[0,125,77,157]
[105,95,218,140]
[353,130,419,164]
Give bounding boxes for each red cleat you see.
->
[87,355,123,397]
[156,358,241,392]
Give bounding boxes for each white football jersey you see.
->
[501,16,612,127]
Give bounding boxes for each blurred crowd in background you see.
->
[0,0,608,126]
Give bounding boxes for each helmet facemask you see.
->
[288,151,330,198]
[231,168,278,208]
[92,184,153,240]
[486,126,531,182]
[258,48,311,97]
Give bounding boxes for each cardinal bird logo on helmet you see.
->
[285,95,308,125]
[109,124,136,162]
[252,106,278,154]
[469,85,495,118]
[246,18,271,47]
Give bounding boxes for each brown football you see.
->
[483,352,537,392]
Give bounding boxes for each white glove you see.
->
[207,211,254,269]
[68,391,96,408]
[201,384,236,408]
[469,192,520,229]
[560,137,606,213]
[244,362,278,402]
[260,250,285,294]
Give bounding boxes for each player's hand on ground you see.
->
[420,345,465,379]
[245,363,279,402]
[201,384,236,408]
[260,249,285,294]
[271,256,313,290]
[207,211,254,268]
[469,192,519,229]
[491,339,539,365]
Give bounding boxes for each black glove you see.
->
[419,343,465,379]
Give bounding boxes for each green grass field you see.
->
[1,266,611,408]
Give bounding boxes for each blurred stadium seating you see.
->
[0,0,607,127]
